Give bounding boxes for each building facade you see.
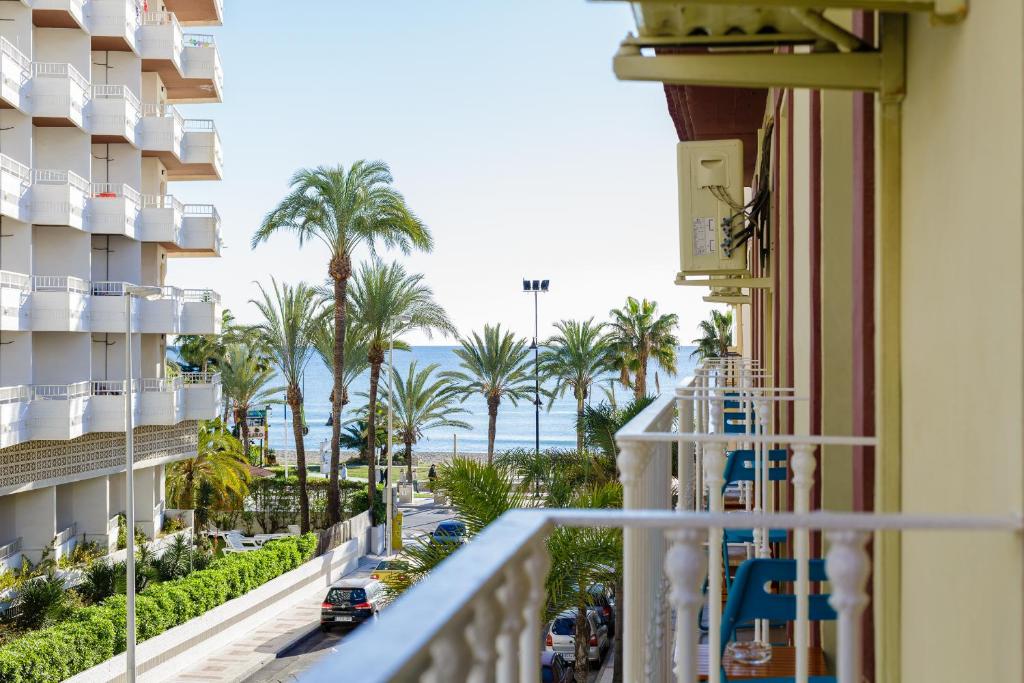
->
[0,0,223,570]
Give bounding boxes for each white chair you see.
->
[287,524,301,535]
[222,531,260,554]
[253,533,290,545]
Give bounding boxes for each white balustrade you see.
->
[0,270,30,290]
[0,385,30,404]
[33,381,90,400]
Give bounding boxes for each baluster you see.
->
[695,372,706,511]
[425,621,472,683]
[518,539,550,683]
[619,439,652,683]
[703,421,726,683]
[470,590,500,683]
[825,530,871,683]
[665,528,706,683]
[790,443,817,683]
[676,389,695,512]
[497,563,523,683]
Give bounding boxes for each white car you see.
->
[544,609,608,666]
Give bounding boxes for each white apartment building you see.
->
[0,0,224,570]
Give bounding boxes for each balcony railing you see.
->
[0,537,21,561]
[0,36,31,99]
[1,154,30,184]
[32,61,89,93]
[0,385,30,405]
[142,194,184,213]
[137,377,183,393]
[182,288,220,304]
[54,523,77,548]
[33,381,90,400]
[32,275,89,293]
[91,182,141,204]
[0,270,30,290]
[180,371,220,385]
[183,203,219,222]
[141,101,185,125]
[91,379,129,396]
[34,168,90,194]
[107,515,119,533]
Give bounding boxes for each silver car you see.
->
[543,609,608,666]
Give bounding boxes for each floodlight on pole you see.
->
[521,277,549,457]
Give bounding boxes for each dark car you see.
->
[431,519,467,545]
[320,578,384,631]
[541,650,572,683]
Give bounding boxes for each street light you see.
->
[522,278,549,457]
[385,313,412,557]
[122,284,161,683]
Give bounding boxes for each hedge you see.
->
[0,533,317,683]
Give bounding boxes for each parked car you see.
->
[320,578,384,631]
[431,519,467,545]
[370,558,410,582]
[544,609,608,667]
[541,650,573,683]
[587,583,615,637]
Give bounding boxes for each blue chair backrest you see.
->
[720,558,836,658]
[723,449,789,489]
[722,410,753,434]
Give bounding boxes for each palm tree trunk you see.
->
[486,396,499,465]
[576,393,585,454]
[634,350,648,399]
[327,259,350,526]
[613,575,623,683]
[239,412,250,465]
[288,387,310,533]
[574,599,589,683]
[404,438,414,484]
[365,359,383,523]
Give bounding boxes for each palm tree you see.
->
[691,308,734,360]
[348,260,454,521]
[253,162,432,526]
[539,319,613,452]
[312,307,370,415]
[386,361,470,483]
[607,297,679,399]
[250,278,321,532]
[166,419,251,512]
[219,341,278,461]
[443,324,535,464]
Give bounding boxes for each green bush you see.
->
[0,534,318,683]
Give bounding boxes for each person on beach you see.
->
[428,464,437,486]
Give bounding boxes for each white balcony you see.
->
[136,376,184,427]
[90,84,141,145]
[30,380,90,440]
[89,0,140,53]
[31,169,89,229]
[32,62,89,128]
[0,386,30,449]
[88,379,135,433]
[0,38,31,113]
[53,522,78,562]
[174,119,222,180]
[88,183,141,238]
[0,270,31,332]
[140,11,184,76]
[0,537,23,574]
[139,194,183,245]
[180,288,220,334]
[0,155,31,222]
[31,275,89,332]
[174,203,220,256]
[164,0,221,26]
[89,281,139,333]
[31,0,87,30]
[173,33,222,103]
[138,285,184,333]
[140,102,184,163]
[181,371,220,420]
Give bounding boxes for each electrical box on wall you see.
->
[677,139,748,278]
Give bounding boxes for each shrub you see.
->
[10,573,71,631]
[0,534,318,682]
[77,561,118,604]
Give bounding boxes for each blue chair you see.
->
[722,410,752,434]
[720,559,837,683]
[721,449,789,588]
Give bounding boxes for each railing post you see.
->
[665,527,706,683]
[619,439,652,683]
[425,620,472,683]
[497,562,523,683]
[791,443,817,683]
[518,539,549,683]
[825,530,871,683]
[703,415,726,683]
[470,590,500,683]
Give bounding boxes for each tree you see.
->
[348,260,454,522]
[166,419,251,513]
[176,309,239,373]
[607,297,679,399]
[250,278,321,532]
[312,306,370,416]
[219,342,278,461]
[691,308,734,360]
[253,162,433,526]
[385,361,470,483]
[539,319,613,452]
[443,325,534,464]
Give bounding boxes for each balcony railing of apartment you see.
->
[91,83,142,129]
[54,522,77,548]
[141,101,185,126]
[0,37,31,95]
[0,537,22,562]
[142,194,185,213]
[107,515,119,534]
[32,62,90,118]
[34,168,90,194]
[183,203,219,223]
[183,33,222,85]
[180,371,220,385]
[91,379,129,396]
[90,0,140,42]
[0,385,30,405]
[90,280,130,297]
[33,381,90,400]
[91,182,141,204]
[183,118,222,162]
[0,270,31,290]
[32,274,89,294]
[1,153,30,185]
[182,287,220,304]
[141,10,184,61]
[137,377,183,393]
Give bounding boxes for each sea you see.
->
[184,345,698,454]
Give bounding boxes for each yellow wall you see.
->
[899,2,1024,680]
[791,89,811,437]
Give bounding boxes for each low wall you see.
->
[67,534,365,683]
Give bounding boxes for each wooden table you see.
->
[698,645,828,680]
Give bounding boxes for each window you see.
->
[326,587,366,604]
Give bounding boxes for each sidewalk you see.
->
[169,555,380,683]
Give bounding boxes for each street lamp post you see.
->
[385,314,411,557]
[522,279,549,457]
[122,284,161,683]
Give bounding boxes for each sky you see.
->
[164,0,720,345]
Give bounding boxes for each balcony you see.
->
[90,84,141,145]
[0,155,31,222]
[139,194,183,246]
[31,169,89,229]
[31,275,89,332]
[31,0,87,30]
[53,522,77,561]
[171,203,220,257]
[88,281,140,333]
[180,288,220,334]
[0,270,31,332]
[173,119,222,180]
[89,0,140,53]
[140,102,185,163]
[138,285,184,333]
[0,386,30,449]
[0,537,23,574]
[169,33,222,103]
[181,371,220,420]
[0,37,31,113]
[88,183,141,238]
[29,381,90,440]
[140,11,184,77]
[136,376,184,427]
[32,62,89,128]
[88,379,133,432]
[164,0,222,26]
